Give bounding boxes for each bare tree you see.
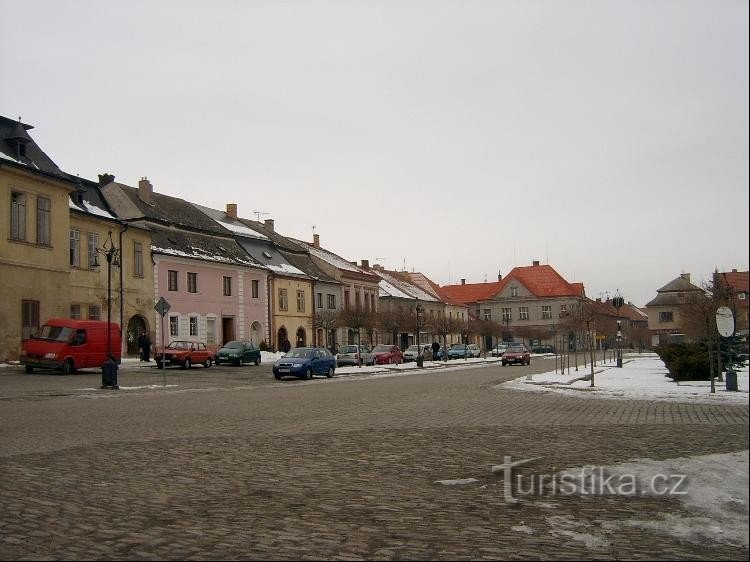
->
[313,309,339,352]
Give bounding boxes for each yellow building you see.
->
[0,117,77,361]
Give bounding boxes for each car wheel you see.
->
[502,361,507,366]
[274,373,281,380]
[326,367,334,378]
[182,358,191,370]
[255,357,261,366]
[25,365,33,374]
[238,357,244,367]
[305,368,313,380]
[156,361,163,369]
[204,358,212,368]
[62,359,74,375]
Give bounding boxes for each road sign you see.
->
[715,306,734,338]
[154,297,171,317]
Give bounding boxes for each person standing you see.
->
[142,332,151,362]
[137,331,146,362]
[432,341,440,360]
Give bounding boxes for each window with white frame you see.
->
[560,304,567,315]
[190,315,198,336]
[11,191,26,241]
[36,196,50,246]
[206,318,216,345]
[511,286,518,297]
[70,304,82,319]
[88,305,101,320]
[187,272,198,293]
[169,315,179,337]
[542,305,552,319]
[88,233,99,270]
[134,242,143,277]
[297,290,305,312]
[659,311,674,323]
[484,309,492,320]
[168,270,178,291]
[279,288,288,311]
[223,276,232,296]
[502,308,512,321]
[69,229,80,267]
[519,307,529,320]
[327,294,336,309]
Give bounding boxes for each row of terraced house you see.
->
[3,115,745,362]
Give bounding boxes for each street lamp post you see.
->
[97,231,120,389]
[612,290,624,368]
[415,299,424,367]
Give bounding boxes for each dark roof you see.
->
[149,223,260,267]
[0,115,70,181]
[67,176,119,222]
[655,275,702,294]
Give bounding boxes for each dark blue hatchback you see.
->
[272,347,337,380]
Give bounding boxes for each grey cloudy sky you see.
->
[2,0,747,306]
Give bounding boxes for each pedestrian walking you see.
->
[142,332,151,362]
[432,341,440,360]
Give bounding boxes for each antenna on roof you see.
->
[252,210,269,221]
[312,224,316,236]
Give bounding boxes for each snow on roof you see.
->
[266,262,307,276]
[376,269,440,301]
[305,243,364,273]
[216,219,269,240]
[379,278,413,299]
[151,245,257,266]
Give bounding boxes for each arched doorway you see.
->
[295,327,306,348]
[277,326,289,352]
[251,321,263,345]
[126,315,148,357]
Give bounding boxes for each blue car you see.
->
[272,347,337,380]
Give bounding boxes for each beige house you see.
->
[645,273,705,346]
[0,117,78,361]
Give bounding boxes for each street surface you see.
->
[1,359,748,560]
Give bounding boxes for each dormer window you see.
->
[262,251,272,259]
[18,142,26,158]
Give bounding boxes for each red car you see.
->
[155,340,215,369]
[502,343,531,366]
[371,344,403,365]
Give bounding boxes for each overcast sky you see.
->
[2,0,747,306]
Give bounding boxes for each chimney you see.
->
[226,203,237,219]
[98,173,115,186]
[680,273,690,282]
[533,260,540,266]
[264,218,274,232]
[461,278,466,285]
[498,269,502,282]
[361,259,369,270]
[138,177,153,204]
[313,233,320,248]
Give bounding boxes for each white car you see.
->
[403,344,433,362]
[491,344,508,357]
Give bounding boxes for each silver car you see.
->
[403,344,433,362]
[336,344,375,366]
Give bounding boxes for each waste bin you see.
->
[101,356,119,389]
[725,370,738,392]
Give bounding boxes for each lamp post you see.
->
[612,290,624,368]
[97,231,120,388]
[415,298,424,367]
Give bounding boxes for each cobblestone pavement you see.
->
[1,361,748,560]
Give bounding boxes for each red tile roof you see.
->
[439,264,584,303]
[717,270,749,294]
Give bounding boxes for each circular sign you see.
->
[715,306,735,338]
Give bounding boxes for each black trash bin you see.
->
[101,356,119,389]
[725,370,738,392]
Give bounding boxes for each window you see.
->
[11,191,26,241]
[190,316,198,336]
[297,290,305,312]
[344,290,350,310]
[370,294,375,312]
[560,304,567,315]
[484,309,492,321]
[134,242,143,277]
[659,311,674,323]
[223,276,232,296]
[187,272,197,293]
[70,304,82,319]
[511,286,518,297]
[252,279,259,298]
[279,288,288,311]
[206,318,216,345]
[355,292,361,310]
[88,305,101,320]
[36,197,50,246]
[316,293,323,309]
[88,233,99,269]
[519,307,529,320]
[502,308,512,321]
[327,294,336,309]
[69,229,80,267]
[169,315,179,337]
[168,270,178,291]
[22,300,39,340]
[738,293,746,300]
[542,305,552,319]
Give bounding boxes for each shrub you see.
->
[656,342,710,381]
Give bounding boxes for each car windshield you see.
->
[223,341,243,349]
[284,348,314,359]
[450,344,466,349]
[340,346,358,354]
[372,345,391,352]
[36,325,74,342]
[406,346,419,352]
[167,341,191,350]
[508,346,526,352]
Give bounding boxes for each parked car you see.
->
[21,318,121,375]
[448,343,471,359]
[531,345,556,355]
[490,343,509,357]
[502,343,531,366]
[215,340,261,366]
[403,344,433,362]
[371,344,403,365]
[155,340,214,369]
[273,347,336,379]
[336,344,375,366]
[467,344,481,357]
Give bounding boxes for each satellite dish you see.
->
[715,306,734,338]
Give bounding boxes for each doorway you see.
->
[222,317,235,345]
